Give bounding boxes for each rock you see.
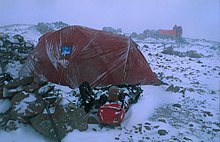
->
[158,129,168,135]
[158,118,167,123]
[102,27,122,34]
[143,45,149,48]
[215,122,220,128]
[186,50,203,58]
[144,126,151,130]
[173,86,180,93]
[0,99,11,114]
[212,129,220,132]
[6,86,24,98]
[161,47,174,55]
[188,88,195,92]
[25,42,34,48]
[189,124,193,127]
[10,92,45,120]
[88,114,99,124]
[3,120,20,131]
[34,75,48,85]
[0,89,3,99]
[30,104,88,140]
[5,76,34,89]
[23,83,41,93]
[166,85,180,93]
[173,103,181,108]
[202,111,213,117]
[3,87,9,98]
[179,88,186,94]
[154,125,159,129]
[197,60,203,63]
[35,83,55,96]
[166,84,174,92]
[13,34,24,43]
[183,137,192,141]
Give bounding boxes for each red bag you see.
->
[98,103,126,125]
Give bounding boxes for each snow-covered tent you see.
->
[19,26,160,88]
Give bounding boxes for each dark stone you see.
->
[5,76,34,89]
[30,104,88,140]
[35,83,55,96]
[23,83,41,93]
[158,129,168,135]
[143,45,149,48]
[186,50,203,58]
[88,114,99,124]
[188,88,195,92]
[158,119,166,123]
[34,75,48,86]
[173,103,181,108]
[202,111,213,117]
[189,124,193,127]
[144,126,151,130]
[213,129,220,132]
[4,86,24,98]
[10,92,45,119]
[166,84,174,92]
[173,86,180,93]
[183,137,192,141]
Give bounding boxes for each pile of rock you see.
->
[131,29,185,42]
[131,29,159,40]
[0,74,88,141]
[35,21,69,34]
[161,47,204,58]
[102,27,122,35]
[0,33,34,72]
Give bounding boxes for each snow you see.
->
[5,61,22,78]
[0,125,48,142]
[0,99,11,113]
[122,85,179,128]
[0,24,220,142]
[0,24,41,45]
[14,93,37,113]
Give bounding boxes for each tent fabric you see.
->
[19,26,160,88]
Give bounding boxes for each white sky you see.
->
[0,0,219,41]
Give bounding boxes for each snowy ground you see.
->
[0,25,220,142]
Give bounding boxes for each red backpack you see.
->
[98,103,126,125]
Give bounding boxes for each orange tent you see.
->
[19,26,160,88]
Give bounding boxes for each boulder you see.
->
[5,76,34,89]
[10,92,45,120]
[13,34,24,43]
[158,129,168,135]
[23,82,41,93]
[30,104,88,140]
[3,86,24,98]
[35,83,55,96]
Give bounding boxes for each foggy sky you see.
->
[0,0,219,41]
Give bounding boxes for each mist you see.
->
[0,0,219,41]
